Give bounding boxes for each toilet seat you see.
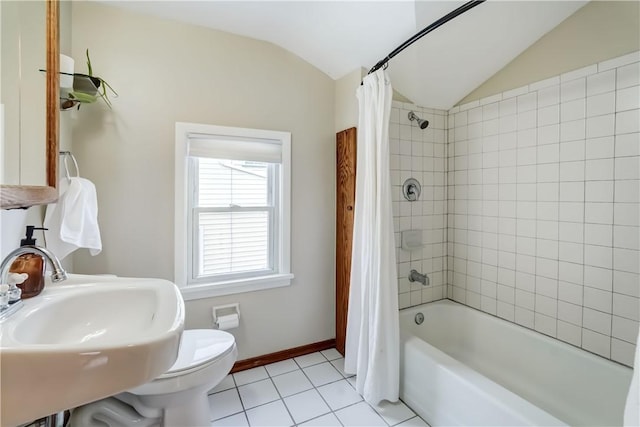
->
[126,328,237,396]
[159,329,236,378]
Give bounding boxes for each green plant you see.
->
[65,49,117,109]
[85,49,118,107]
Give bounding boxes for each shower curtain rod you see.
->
[366,0,486,76]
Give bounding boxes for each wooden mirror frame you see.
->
[0,0,59,209]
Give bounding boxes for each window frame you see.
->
[175,122,293,300]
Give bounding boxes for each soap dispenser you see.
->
[8,226,48,298]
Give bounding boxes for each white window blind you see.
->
[188,133,282,163]
[193,158,276,280]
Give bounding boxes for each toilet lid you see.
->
[163,329,236,376]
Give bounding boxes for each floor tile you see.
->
[210,374,236,394]
[334,401,387,427]
[346,376,357,388]
[303,362,343,387]
[331,357,355,378]
[234,366,269,386]
[317,379,363,410]
[271,369,313,397]
[294,352,327,368]
[245,400,293,427]
[374,400,416,425]
[396,416,430,426]
[238,378,280,409]
[206,348,428,427]
[208,389,243,421]
[265,359,299,377]
[321,348,343,361]
[283,389,331,424]
[298,412,342,426]
[211,412,249,427]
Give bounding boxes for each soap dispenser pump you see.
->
[8,226,48,298]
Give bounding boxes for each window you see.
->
[175,123,292,299]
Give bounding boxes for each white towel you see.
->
[44,177,102,260]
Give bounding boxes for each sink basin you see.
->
[0,275,185,426]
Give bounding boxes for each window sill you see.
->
[179,273,294,301]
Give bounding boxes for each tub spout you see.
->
[409,269,429,286]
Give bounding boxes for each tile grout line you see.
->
[212,351,425,427]
[292,353,342,426]
[227,353,350,426]
[609,67,618,355]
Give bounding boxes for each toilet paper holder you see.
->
[212,303,240,328]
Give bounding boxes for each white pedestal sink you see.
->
[0,274,185,426]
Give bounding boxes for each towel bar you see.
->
[59,151,79,182]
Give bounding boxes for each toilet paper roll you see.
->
[216,314,239,330]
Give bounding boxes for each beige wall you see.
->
[59,0,72,156]
[70,2,336,360]
[334,68,365,133]
[459,1,640,105]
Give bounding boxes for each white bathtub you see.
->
[399,300,633,426]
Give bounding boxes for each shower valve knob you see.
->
[403,178,421,201]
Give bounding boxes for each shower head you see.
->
[408,111,429,129]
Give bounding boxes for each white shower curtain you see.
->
[344,69,399,405]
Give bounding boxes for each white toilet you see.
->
[70,329,238,427]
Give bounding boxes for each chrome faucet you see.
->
[0,246,66,321]
[0,245,67,285]
[408,269,429,286]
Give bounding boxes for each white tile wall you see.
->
[390,101,448,309]
[445,52,640,367]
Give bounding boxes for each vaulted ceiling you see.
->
[106,1,588,109]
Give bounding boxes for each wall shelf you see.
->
[60,73,101,110]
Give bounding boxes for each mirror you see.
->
[0,0,58,209]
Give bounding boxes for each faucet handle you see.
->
[6,272,27,303]
[8,272,28,285]
[0,283,24,320]
[0,284,9,310]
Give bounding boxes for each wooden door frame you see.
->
[335,127,356,355]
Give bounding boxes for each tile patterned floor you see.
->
[208,349,429,427]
